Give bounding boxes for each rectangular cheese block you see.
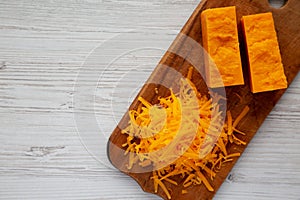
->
[201,6,244,88]
[241,12,288,93]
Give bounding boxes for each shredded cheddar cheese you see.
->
[122,67,249,199]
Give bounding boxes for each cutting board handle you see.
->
[267,0,299,10]
[246,0,297,11]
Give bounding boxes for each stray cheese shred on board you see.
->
[121,67,249,199]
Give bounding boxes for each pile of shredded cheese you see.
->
[122,67,249,199]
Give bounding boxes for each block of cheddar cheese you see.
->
[201,6,244,88]
[241,12,287,93]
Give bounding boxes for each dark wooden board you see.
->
[108,0,300,199]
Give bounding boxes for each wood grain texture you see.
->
[0,0,299,200]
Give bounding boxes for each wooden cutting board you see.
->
[108,0,300,199]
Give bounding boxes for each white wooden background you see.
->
[0,0,299,199]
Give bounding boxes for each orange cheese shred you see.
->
[122,66,249,199]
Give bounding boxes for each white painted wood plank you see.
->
[0,0,299,199]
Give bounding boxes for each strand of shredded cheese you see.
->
[122,66,249,199]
